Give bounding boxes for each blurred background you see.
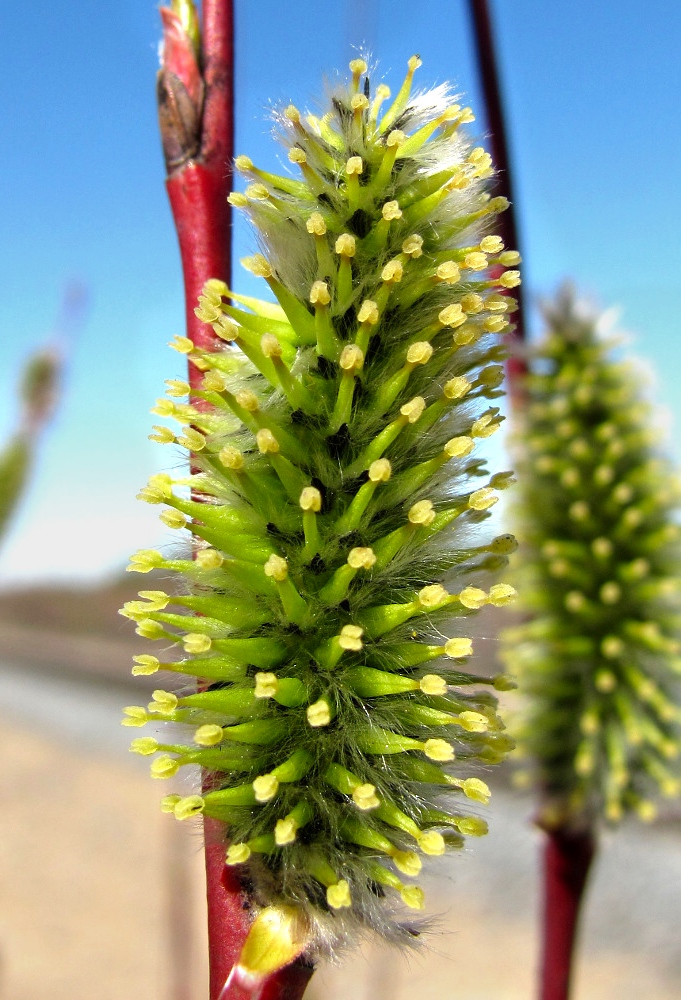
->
[1,1,680,997]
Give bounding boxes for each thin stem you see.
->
[540,827,596,1000]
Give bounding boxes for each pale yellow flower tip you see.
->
[352,783,380,810]
[347,546,376,570]
[444,637,473,658]
[183,632,212,654]
[468,487,498,510]
[417,830,445,856]
[150,755,180,779]
[174,795,205,821]
[408,499,436,526]
[256,428,280,454]
[392,850,422,877]
[326,880,352,909]
[488,583,517,607]
[129,737,158,755]
[458,711,489,733]
[335,233,356,257]
[443,375,471,399]
[424,738,455,762]
[457,816,488,837]
[339,344,365,372]
[253,774,279,803]
[194,724,224,746]
[275,817,298,845]
[368,458,392,482]
[457,586,487,609]
[357,299,380,325]
[226,843,252,865]
[219,445,245,470]
[306,212,327,236]
[346,156,363,176]
[309,280,331,306]
[236,905,311,981]
[195,548,224,569]
[462,777,491,804]
[400,885,425,909]
[406,341,432,365]
[241,253,273,278]
[418,584,449,608]
[338,624,364,651]
[254,672,279,699]
[419,674,447,696]
[382,200,402,221]
[299,486,322,512]
[307,699,331,727]
[264,554,288,581]
[400,396,426,423]
[444,436,474,458]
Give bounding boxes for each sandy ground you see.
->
[2,661,681,1000]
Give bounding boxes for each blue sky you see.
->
[1,0,679,586]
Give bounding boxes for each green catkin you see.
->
[124,57,520,959]
[504,286,681,830]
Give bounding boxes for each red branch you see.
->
[539,828,596,1000]
[159,3,314,997]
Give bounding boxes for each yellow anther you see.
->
[261,334,283,358]
[264,554,288,581]
[219,445,245,470]
[612,483,634,504]
[561,468,580,488]
[479,235,504,254]
[381,200,402,221]
[165,378,190,397]
[235,389,259,412]
[226,843,251,865]
[127,549,163,573]
[460,293,484,314]
[228,192,249,208]
[392,849,421,877]
[418,584,449,607]
[458,816,488,837]
[160,795,182,813]
[458,711,489,732]
[148,689,178,715]
[601,636,624,659]
[256,428,280,454]
[174,795,205,821]
[408,500,436,526]
[351,93,369,112]
[347,547,376,570]
[254,672,279,699]
[444,637,473,658]
[458,586,487,609]
[177,427,207,451]
[463,251,488,271]
[335,233,356,256]
[194,725,224,746]
[352,783,380,810]
[339,344,365,371]
[498,250,521,265]
[424,738,454,761]
[486,294,510,312]
[357,300,380,325]
[326,881,352,909]
[307,699,331,727]
[122,706,148,727]
[299,486,322,512]
[138,589,170,609]
[129,737,158,755]
[309,280,331,306]
[246,182,270,200]
[136,619,165,640]
[418,831,445,855]
[488,196,509,212]
[444,436,474,458]
[420,674,447,696]
[438,303,467,328]
[349,57,368,75]
[406,341,433,365]
[595,669,617,693]
[402,234,424,257]
[132,655,160,676]
[498,269,521,288]
[368,458,392,482]
[400,396,426,422]
[284,104,300,123]
[214,317,240,343]
[468,487,498,510]
[253,774,279,803]
[569,500,590,521]
[346,156,363,176]
[463,778,491,804]
[443,376,472,400]
[183,633,212,654]
[600,581,621,605]
[488,583,517,607]
[401,885,425,909]
[160,509,188,530]
[565,591,586,613]
[275,817,299,846]
[471,413,500,437]
[235,154,253,171]
[151,755,180,779]
[306,212,327,236]
[203,371,229,392]
[241,254,273,278]
[386,128,406,148]
[436,261,461,285]
[149,425,175,444]
[169,334,194,354]
[379,260,403,286]
[287,147,307,164]
[483,315,509,333]
[408,54,422,71]
[338,624,364,651]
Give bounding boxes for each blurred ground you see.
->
[1,580,681,999]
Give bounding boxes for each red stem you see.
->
[540,828,596,1000]
[161,3,313,997]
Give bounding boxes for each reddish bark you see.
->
[159,4,313,997]
[539,828,596,1000]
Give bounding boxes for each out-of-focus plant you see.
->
[125,33,523,999]
[0,348,60,541]
[504,285,681,1000]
